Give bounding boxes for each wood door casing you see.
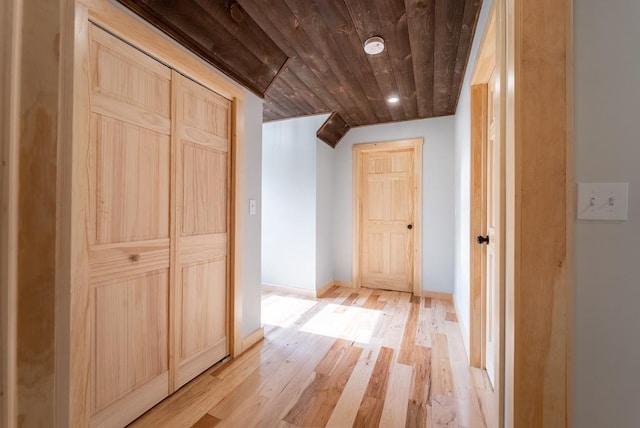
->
[173,72,230,389]
[485,69,500,386]
[353,139,423,294]
[87,25,171,427]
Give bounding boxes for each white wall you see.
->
[316,140,335,289]
[452,1,491,342]
[241,90,264,336]
[333,117,456,293]
[574,1,640,426]
[262,115,328,291]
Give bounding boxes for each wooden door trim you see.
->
[352,138,423,297]
[469,83,488,369]
[504,0,573,425]
[469,4,503,426]
[0,0,21,424]
[470,5,497,373]
[63,2,246,425]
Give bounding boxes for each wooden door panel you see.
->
[89,239,170,283]
[181,143,227,236]
[181,89,229,141]
[178,234,227,266]
[92,269,169,412]
[389,232,409,274]
[390,179,410,221]
[87,25,172,425]
[90,26,171,133]
[366,180,386,220]
[180,259,227,360]
[92,114,170,245]
[174,72,230,388]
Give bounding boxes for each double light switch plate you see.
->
[577,182,629,221]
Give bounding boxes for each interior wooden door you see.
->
[87,25,171,427]
[358,147,418,292]
[173,72,230,389]
[485,69,500,386]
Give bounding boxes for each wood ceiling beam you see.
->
[316,112,350,148]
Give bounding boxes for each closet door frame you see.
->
[66,1,246,426]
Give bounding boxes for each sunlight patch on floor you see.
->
[261,294,318,327]
[300,304,381,343]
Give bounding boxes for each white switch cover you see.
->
[249,199,257,215]
[577,182,628,221]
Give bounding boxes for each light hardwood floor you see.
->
[129,286,495,427]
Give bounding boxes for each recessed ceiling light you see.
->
[387,96,400,104]
[364,36,385,55]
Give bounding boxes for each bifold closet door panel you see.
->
[172,72,230,389]
[87,25,171,427]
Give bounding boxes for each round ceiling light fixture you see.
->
[387,96,400,104]
[363,36,385,55]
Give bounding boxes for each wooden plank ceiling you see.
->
[117,0,483,146]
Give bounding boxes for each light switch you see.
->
[249,199,257,215]
[577,182,629,221]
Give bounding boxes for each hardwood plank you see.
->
[410,345,432,404]
[191,413,220,428]
[406,399,429,428]
[431,394,458,427]
[397,299,420,364]
[325,340,382,427]
[431,333,454,399]
[283,345,362,426]
[353,396,385,428]
[379,363,412,427]
[362,346,394,400]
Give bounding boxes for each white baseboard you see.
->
[241,327,264,353]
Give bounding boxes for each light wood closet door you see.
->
[87,26,171,427]
[173,73,230,389]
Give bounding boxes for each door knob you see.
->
[407,224,413,230]
[476,235,490,245]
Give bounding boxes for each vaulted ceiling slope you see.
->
[117,0,482,146]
